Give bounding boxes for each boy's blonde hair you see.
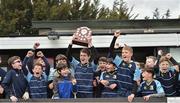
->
[122,45,133,53]
[146,56,157,62]
[159,56,171,64]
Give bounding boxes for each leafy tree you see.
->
[153,8,160,19]
[163,9,170,19]
[97,5,110,20]
[32,0,49,20]
[0,0,32,35]
[0,0,139,35]
[152,8,171,19]
[69,0,82,20]
[108,0,138,20]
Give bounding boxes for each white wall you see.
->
[0,33,180,49]
[170,47,180,62]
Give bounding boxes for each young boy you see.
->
[138,68,165,101]
[100,58,118,98]
[93,57,107,97]
[23,43,50,98]
[155,56,179,96]
[108,31,140,102]
[51,63,77,99]
[26,62,48,98]
[2,56,28,102]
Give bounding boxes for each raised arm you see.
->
[66,43,73,62]
[37,51,50,76]
[87,34,99,65]
[22,50,35,76]
[108,31,121,59]
[25,43,40,74]
[66,34,75,62]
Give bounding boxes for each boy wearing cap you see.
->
[99,58,118,98]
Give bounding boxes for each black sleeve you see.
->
[170,57,179,65]
[107,36,117,59]
[66,44,73,62]
[22,56,29,76]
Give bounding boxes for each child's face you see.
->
[142,71,152,81]
[80,52,90,64]
[12,59,22,70]
[106,63,115,72]
[60,67,70,77]
[159,61,170,73]
[145,58,155,68]
[33,65,43,78]
[122,49,132,62]
[98,61,107,71]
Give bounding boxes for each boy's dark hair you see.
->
[107,58,116,66]
[98,57,107,63]
[56,63,68,72]
[55,54,67,61]
[144,67,154,76]
[8,56,21,66]
[80,48,91,56]
[33,62,43,70]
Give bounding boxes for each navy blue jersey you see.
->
[101,71,118,98]
[28,75,47,98]
[116,61,136,96]
[156,70,177,96]
[139,80,164,96]
[74,63,94,98]
[2,69,28,98]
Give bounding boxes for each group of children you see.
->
[0,31,179,102]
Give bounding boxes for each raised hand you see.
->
[26,50,34,57]
[114,30,121,37]
[165,53,172,59]
[33,42,40,49]
[158,50,163,56]
[37,51,44,58]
